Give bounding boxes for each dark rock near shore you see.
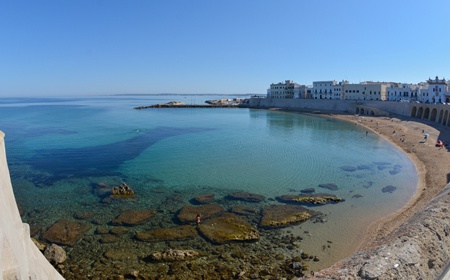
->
[382,185,397,193]
[260,205,319,228]
[111,182,135,197]
[226,191,265,202]
[277,194,344,205]
[111,209,156,226]
[318,183,338,191]
[177,204,225,224]
[136,225,198,242]
[198,213,259,244]
[44,244,67,264]
[41,219,91,247]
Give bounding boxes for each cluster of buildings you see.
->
[267,76,450,104]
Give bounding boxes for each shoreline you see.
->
[314,112,450,278]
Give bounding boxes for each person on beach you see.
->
[196,214,201,226]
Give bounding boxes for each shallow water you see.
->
[0,95,417,277]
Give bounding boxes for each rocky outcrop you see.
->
[197,213,259,244]
[276,193,344,205]
[136,225,198,242]
[44,244,67,264]
[111,182,135,197]
[226,191,265,202]
[147,249,200,262]
[177,204,225,224]
[41,219,91,247]
[111,209,156,226]
[260,205,319,228]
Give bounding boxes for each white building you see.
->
[386,83,418,102]
[423,76,449,104]
[267,80,309,99]
[311,80,348,100]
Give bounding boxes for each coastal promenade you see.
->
[249,98,450,279]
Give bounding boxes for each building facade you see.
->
[386,83,418,102]
[267,80,309,99]
[342,82,390,101]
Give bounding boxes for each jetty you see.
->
[134,99,249,110]
[135,104,242,109]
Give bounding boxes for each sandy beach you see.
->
[304,112,450,279]
[331,114,449,247]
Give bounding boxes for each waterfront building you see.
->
[422,76,449,104]
[311,80,348,100]
[342,82,390,101]
[267,80,308,99]
[386,83,418,102]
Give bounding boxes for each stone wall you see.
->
[0,131,64,280]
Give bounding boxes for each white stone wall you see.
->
[0,131,64,280]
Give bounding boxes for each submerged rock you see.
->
[300,188,315,194]
[277,194,344,205]
[147,249,200,262]
[109,227,129,236]
[226,191,265,202]
[193,193,215,204]
[230,206,258,216]
[136,225,198,242]
[111,209,156,226]
[318,183,338,191]
[198,213,259,244]
[260,205,319,228]
[41,219,91,247]
[73,211,94,220]
[341,166,357,172]
[177,204,225,224]
[382,185,397,193]
[100,234,119,244]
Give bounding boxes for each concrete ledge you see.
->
[0,131,64,280]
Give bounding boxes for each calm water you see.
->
[0,95,417,274]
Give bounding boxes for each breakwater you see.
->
[135,104,245,109]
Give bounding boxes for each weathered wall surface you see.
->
[0,131,64,280]
[249,98,354,113]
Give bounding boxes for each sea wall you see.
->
[0,131,63,280]
[249,98,354,113]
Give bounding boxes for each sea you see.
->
[0,94,418,277]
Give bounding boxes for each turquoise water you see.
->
[0,95,417,274]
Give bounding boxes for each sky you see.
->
[1,0,450,97]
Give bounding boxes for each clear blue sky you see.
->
[1,0,449,97]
